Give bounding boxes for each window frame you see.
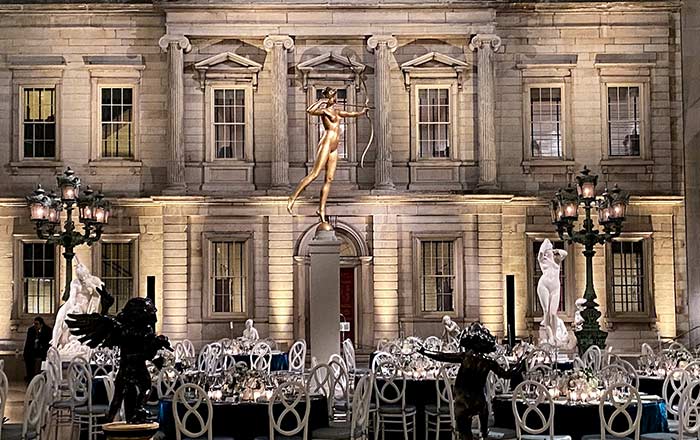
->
[202,232,254,320]
[205,82,255,163]
[525,234,576,322]
[93,235,139,311]
[13,236,60,320]
[411,82,458,162]
[90,77,140,163]
[306,82,357,164]
[412,233,464,318]
[522,80,571,162]
[18,84,60,162]
[600,81,650,161]
[605,234,656,322]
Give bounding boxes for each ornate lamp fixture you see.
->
[550,166,629,355]
[27,167,111,301]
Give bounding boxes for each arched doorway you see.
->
[293,222,374,350]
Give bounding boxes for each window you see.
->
[22,243,55,314]
[101,242,134,312]
[101,87,133,158]
[314,88,348,159]
[214,89,246,159]
[420,240,455,312]
[609,240,646,313]
[532,240,566,313]
[418,88,450,159]
[23,87,56,159]
[607,86,641,157]
[211,241,247,314]
[529,87,562,158]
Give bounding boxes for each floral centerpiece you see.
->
[566,368,600,403]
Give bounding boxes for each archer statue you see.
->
[67,286,171,424]
[287,86,371,225]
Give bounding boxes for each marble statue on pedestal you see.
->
[51,261,104,356]
[537,239,569,347]
[243,319,259,342]
[442,315,460,344]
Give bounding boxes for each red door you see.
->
[339,267,355,344]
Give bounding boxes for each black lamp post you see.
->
[550,166,629,355]
[26,167,111,301]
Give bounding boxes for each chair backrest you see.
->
[68,356,92,408]
[525,348,553,370]
[423,336,442,351]
[679,379,700,440]
[384,342,402,356]
[306,363,333,419]
[251,347,272,373]
[23,373,46,438]
[664,368,692,420]
[641,342,654,357]
[342,339,356,371]
[90,347,113,378]
[215,353,236,374]
[600,363,634,388]
[373,360,406,408]
[328,355,350,408]
[371,351,394,374]
[268,381,310,440]
[157,365,182,399]
[581,345,602,371]
[684,360,700,377]
[289,340,307,374]
[0,370,7,437]
[350,374,374,440]
[46,346,62,381]
[173,383,213,440]
[598,382,642,440]
[435,366,456,428]
[512,380,556,439]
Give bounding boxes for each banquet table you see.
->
[234,352,289,371]
[159,395,328,440]
[492,395,669,440]
[639,376,665,397]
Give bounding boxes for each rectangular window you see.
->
[315,88,348,159]
[23,87,56,159]
[530,87,562,158]
[101,87,133,158]
[608,86,641,157]
[421,240,454,312]
[532,240,566,313]
[418,88,450,159]
[23,243,55,314]
[101,242,134,312]
[610,240,645,313]
[212,241,246,314]
[214,89,246,159]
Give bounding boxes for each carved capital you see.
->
[158,35,192,53]
[263,35,295,52]
[469,34,502,53]
[367,35,398,53]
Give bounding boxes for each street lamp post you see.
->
[550,166,629,355]
[26,167,111,301]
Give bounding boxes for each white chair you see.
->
[581,345,603,372]
[662,368,692,433]
[373,360,416,440]
[641,343,655,357]
[2,373,45,440]
[328,356,351,422]
[425,367,457,440]
[371,352,394,374]
[172,383,234,440]
[581,382,642,440]
[600,363,635,389]
[69,356,109,440]
[0,370,8,438]
[343,339,369,377]
[512,380,571,440]
[307,363,334,421]
[289,340,307,374]
[251,342,272,373]
[423,336,442,351]
[313,374,375,440]
[525,349,553,371]
[90,347,114,378]
[256,381,311,440]
[156,366,182,399]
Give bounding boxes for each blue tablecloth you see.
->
[493,396,668,440]
[234,353,289,371]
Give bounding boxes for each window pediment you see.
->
[516,54,578,78]
[297,52,366,90]
[400,52,470,90]
[194,52,262,90]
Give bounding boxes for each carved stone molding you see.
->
[367,35,398,53]
[263,35,295,52]
[469,34,502,53]
[158,35,192,53]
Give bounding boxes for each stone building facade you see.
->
[0,0,687,360]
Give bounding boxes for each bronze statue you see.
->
[287,87,369,224]
[419,322,525,440]
[67,286,171,424]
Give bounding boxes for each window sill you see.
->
[521,159,575,173]
[600,158,654,166]
[606,315,656,325]
[204,160,254,166]
[8,160,63,174]
[88,159,142,167]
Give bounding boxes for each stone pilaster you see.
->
[264,35,294,192]
[158,35,191,193]
[470,34,501,190]
[367,35,397,191]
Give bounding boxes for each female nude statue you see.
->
[287,87,369,224]
[537,239,569,346]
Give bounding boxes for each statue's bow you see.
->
[348,56,374,168]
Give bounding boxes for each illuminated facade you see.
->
[0,0,686,356]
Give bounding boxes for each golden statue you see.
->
[287,87,369,224]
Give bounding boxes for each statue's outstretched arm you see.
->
[306,99,327,116]
[490,358,525,379]
[337,108,368,118]
[419,348,464,364]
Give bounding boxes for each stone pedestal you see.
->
[308,223,341,363]
[103,422,159,440]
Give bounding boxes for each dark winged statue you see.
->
[67,285,171,424]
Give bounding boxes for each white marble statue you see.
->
[573,297,587,332]
[51,261,104,353]
[537,239,569,347]
[441,315,460,344]
[242,319,260,342]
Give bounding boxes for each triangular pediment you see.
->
[194,52,262,72]
[400,52,470,71]
[297,52,366,73]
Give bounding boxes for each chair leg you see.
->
[403,415,409,440]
